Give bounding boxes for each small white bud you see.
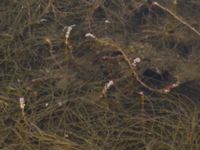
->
[58,101,62,106]
[85,33,96,39]
[105,20,111,24]
[132,57,141,67]
[19,97,25,110]
[163,89,170,93]
[152,2,159,6]
[172,83,179,88]
[40,18,48,23]
[134,57,141,63]
[64,134,69,138]
[65,24,76,45]
[139,91,144,95]
[105,80,114,89]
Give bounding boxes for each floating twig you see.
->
[152,1,200,37]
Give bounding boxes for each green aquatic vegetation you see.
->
[0,0,200,150]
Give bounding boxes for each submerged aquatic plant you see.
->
[0,0,200,150]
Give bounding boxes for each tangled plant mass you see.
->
[0,0,200,150]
